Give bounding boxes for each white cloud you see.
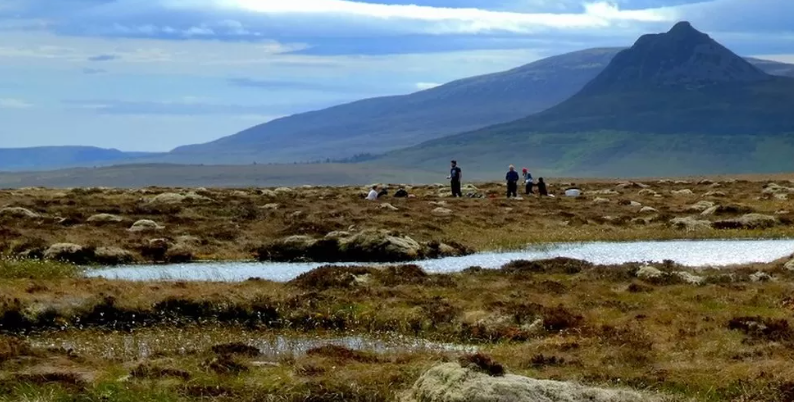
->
[208,0,677,34]
[753,54,794,64]
[0,98,33,109]
[416,82,441,90]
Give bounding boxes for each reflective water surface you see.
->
[87,239,794,282]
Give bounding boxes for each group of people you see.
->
[449,160,547,199]
[364,159,549,201]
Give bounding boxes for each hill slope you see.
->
[378,22,794,178]
[0,147,157,172]
[167,48,621,164]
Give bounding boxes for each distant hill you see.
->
[167,48,621,164]
[0,147,157,172]
[377,22,794,178]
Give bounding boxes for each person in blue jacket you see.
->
[506,165,520,198]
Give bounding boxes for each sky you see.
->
[0,0,793,152]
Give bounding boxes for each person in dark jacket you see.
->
[522,168,534,195]
[448,160,462,197]
[506,165,520,198]
[537,177,548,196]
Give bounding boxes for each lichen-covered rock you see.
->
[274,187,293,194]
[703,191,727,198]
[784,258,794,271]
[149,192,212,204]
[129,219,164,232]
[675,271,705,285]
[639,206,658,214]
[402,363,659,402]
[592,197,610,204]
[379,203,399,211]
[670,217,712,231]
[750,271,772,282]
[44,243,95,264]
[672,189,694,196]
[261,203,280,210]
[636,265,664,281]
[87,213,124,224]
[260,189,277,197]
[591,189,619,196]
[638,189,659,197]
[686,201,715,212]
[0,207,39,219]
[432,207,453,216]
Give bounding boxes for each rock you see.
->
[774,193,789,201]
[274,187,293,194]
[776,210,791,215]
[714,214,777,230]
[87,213,124,223]
[0,207,39,219]
[674,180,690,185]
[462,184,479,191]
[670,217,712,231]
[639,206,658,214]
[44,243,94,264]
[701,206,719,216]
[636,265,664,280]
[629,201,642,207]
[175,235,203,247]
[402,363,655,402]
[750,271,772,282]
[379,203,399,211]
[324,231,352,239]
[671,189,694,196]
[638,189,660,197]
[591,189,619,196]
[429,201,447,206]
[232,190,249,197]
[616,182,649,189]
[686,200,715,212]
[261,203,280,210]
[710,183,723,188]
[592,197,610,204]
[697,179,714,185]
[128,219,164,232]
[432,207,453,216]
[149,192,186,204]
[703,191,727,198]
[784,258,794,271]
[94,247,135,265]
[675,271,705,285]
[762,183,794,195]
[340,230,424,262]
[260,189,277,197]
[165,243,195,263]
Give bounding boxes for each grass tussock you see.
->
[0,258,81,280]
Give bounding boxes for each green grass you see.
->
[0,258,82,280]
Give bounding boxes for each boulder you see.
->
[638,189,659,197]
[784,258,794,271]
[686,201,715,212]
[432,207,453,216]
[639,206,658,214]
[591,189,619,196]
[636,265,664,281]
[749,271,772,282]
[0,207,39,219]
[261,203,280,210]
[697,179,714,185]
[274,187,293,194]
[128,219,164,232]
[149,193,186,204]
[713,214,777,230]
[44,243,95,264]
[703,191,726,198]
[339,230,424,262]
[592,197,610,204]
[671,189,694,196]
[260,189,277,197]
[232,190,249,197]
[774,193,789,201]
[700,206,719,216]
[628,201,642,207]
[87,213,124,223]
[675,271,705,286]
[402,363,657,402]
[670,217,712,231]
[94,247,135,265]
[379,203,399,211]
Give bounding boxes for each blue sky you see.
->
[1,0,792,151]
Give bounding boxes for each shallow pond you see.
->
[30,328,475,361]
[87,239,794,282]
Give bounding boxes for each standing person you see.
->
[448,160,462,198]
[523,168,534,195]
[537,177,548,196]
[506,165,519,198]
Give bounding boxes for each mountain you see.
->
[377,22,794,178]
[167,48,621,164]
[746,57,794,77]
[0,147,157,172]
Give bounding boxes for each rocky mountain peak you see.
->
[581,21,770,92]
